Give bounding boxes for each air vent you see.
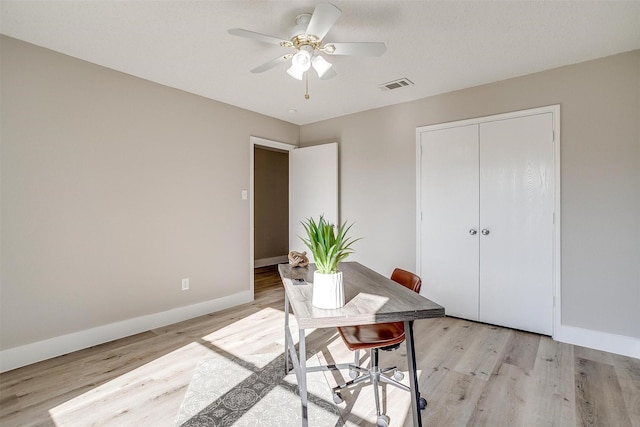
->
[379,78,414,91]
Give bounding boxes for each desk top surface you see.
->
[278,262,445,329]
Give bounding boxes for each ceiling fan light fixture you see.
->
[312,55,332,78]
[229,3,386,85]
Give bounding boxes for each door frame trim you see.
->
[249,136,297,298]
[415,105,561,337]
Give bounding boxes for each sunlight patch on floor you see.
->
[45,305,414,426]
[48,340,219,425]
[46,307,338,426]
[200,306,298,358]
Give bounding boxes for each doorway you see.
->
[254,145,289,267]
[249,137,339,299]
[249,136,296,298]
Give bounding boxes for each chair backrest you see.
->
[390,268,421,294]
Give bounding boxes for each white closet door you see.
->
[479,113,554,335]
[420,125,480,320]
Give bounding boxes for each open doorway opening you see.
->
[249,136,296,299]
[254,145,288,267]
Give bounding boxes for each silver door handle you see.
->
[481,229,490,235]
[469,229,477,235]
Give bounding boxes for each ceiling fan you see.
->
[228,3,386,82]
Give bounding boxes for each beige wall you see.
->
[254,147,288,261]
[300,50,640,339]
[0,36,299,350]
[1,34,637,356]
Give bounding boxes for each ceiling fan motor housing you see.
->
[291,13,312,38]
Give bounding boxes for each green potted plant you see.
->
[301,215,360,309]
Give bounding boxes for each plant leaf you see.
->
[299,215,361,274]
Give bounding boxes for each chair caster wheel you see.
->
[393,370,404,381]
[349,368,359,379]
[333,392,344,404]
[419,397,428,410]
[376,414,390,427]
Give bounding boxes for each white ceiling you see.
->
[1,1,639,125]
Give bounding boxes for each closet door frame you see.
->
[416,104,561,337]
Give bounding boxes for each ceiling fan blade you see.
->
[305,3,342,41]
[319,67,337,80]
[325,42,386,56]
[250,54,292,73]
[228,28,290,46]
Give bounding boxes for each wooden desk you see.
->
[278,262,445,426]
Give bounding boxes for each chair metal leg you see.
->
[332,345,419,426]
[349,349,361,379]
[370,349,392,427]
[332,370,373,392]
[370,349,381,416]
[372,369,382,416]
[378,372,411,392]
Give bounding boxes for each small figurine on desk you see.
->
[288,251,309,268]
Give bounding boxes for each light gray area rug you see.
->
[176,351,344,426]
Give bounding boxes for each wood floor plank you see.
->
[418,370,485,427]
[575,357,632,427]
[452,323,511,381]
[614,354,640,426]
[467,362,528,426]
[499,329,541,373]
[419,319,484,392]
[522,337,576,426]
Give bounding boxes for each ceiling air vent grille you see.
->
[379,78,414,91]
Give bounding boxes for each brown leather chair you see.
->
[332,268,426,427]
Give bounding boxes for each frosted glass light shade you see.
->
[312,55,332,78]
[292,49,312,71]
[287,64,305,80]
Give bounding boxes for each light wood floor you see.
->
[1,265,638,426]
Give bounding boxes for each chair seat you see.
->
[337,322,406,351]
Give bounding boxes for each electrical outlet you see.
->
[181,278,189,291]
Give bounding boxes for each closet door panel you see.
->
[420,125,479,320]
[478,113,554,335]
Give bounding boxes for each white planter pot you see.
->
[312,270,345,309]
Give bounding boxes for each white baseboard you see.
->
[0,290,253,373]
[254,255,288,268]
[554,324,640,359]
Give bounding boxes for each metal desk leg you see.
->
[299,328,308,426]
[405,320,422,427]
[284,293,290,374]
[283,292,308,426]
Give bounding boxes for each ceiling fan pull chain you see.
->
[305,73,310,100]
